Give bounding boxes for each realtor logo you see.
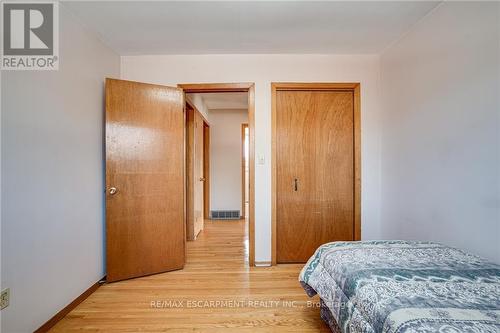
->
[1,1,59,70]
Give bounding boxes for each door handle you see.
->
[294,178,298,191]
[199,177,206,182]
[109,187,118,195]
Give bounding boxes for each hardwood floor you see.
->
[51,219,328,332]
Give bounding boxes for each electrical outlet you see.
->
[1,288,10,310]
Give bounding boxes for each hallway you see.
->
[51,220,328,332]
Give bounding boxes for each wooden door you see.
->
[105,78,185,282]
[186,106,204,240]
[276,90,354,263]
[203,124,210,219]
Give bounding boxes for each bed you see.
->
[299,240,500,333]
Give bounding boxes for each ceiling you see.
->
[64,1,440,55]
[188,92,248,110]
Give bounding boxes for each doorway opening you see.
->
[180,83,255,266]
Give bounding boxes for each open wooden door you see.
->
[186,105,204,240]
[105,78,185,282]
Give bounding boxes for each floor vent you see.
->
[211,210,240,220]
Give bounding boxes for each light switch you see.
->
[258,154,265,165]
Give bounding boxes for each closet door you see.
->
[276,89,355,263]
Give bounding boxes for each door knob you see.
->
[109,187,118,195]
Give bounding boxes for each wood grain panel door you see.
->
[276,90,354,263]
[203,124,210,219]
[194,112,204,236]
[105,78,185,282]
[186,106,204,240]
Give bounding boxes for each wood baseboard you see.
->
[34,277,105,333]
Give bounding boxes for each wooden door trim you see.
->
[203,123,210,219]
[179,82,253,93]
[178,83,256,267]
[241,123,249,218]
[271,82,361,266]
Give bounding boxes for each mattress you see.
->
[299,240,500,332]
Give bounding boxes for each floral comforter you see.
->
[299,240,500,333]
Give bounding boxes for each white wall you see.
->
[210,109,248,213]
[1,4,120,332]
[122,54,382,261]
[380,2,500,262]
[186,93,210,121]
